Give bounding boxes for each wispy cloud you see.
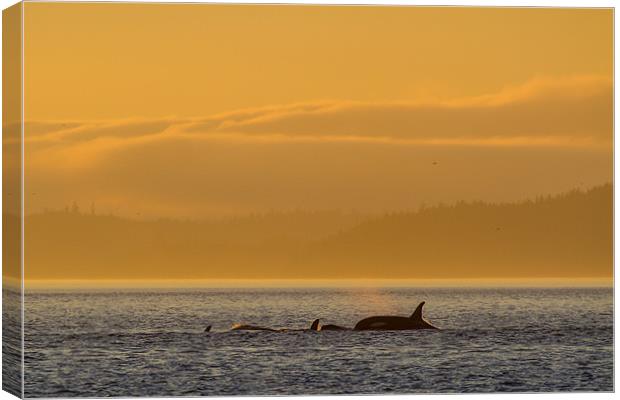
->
[15,74,612,151]
[12,75,612,218]
[190,75,611,142]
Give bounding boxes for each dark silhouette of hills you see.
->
[18,184,611,279]
[308,184,612,278]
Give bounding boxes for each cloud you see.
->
[14,74,612,151]
[186,75,611,142]
[11,75,612,218]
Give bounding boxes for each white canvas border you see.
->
[0,1,616,399]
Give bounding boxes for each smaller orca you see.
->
[230,319,319,332]
[320,324,350,331]
[204,325,212,332]
[230,323,278,332]
[354,301,439,331]
[315,320,350,331]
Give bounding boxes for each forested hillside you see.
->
[20,184,612,279]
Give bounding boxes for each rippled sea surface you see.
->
[21,287,612,397]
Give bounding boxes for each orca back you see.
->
[354,316,411,330]
[320,324,350,331]
[354,301,440,330]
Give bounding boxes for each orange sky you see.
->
[24,4,612,120]
[18,4,613,218]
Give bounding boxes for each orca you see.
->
[204,325,212,332]
[230,323,278,332]
[320,324,350,331]
[354,301,439,331]
[230,319,320,332]
[315,320,350,331]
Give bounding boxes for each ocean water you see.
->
[18,287,613,397]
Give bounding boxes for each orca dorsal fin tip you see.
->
[410,301,426,320]
[310,319,320,331]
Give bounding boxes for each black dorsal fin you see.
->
[204,325,212,332]
[410,301,425,320]
[310,319,320,331]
